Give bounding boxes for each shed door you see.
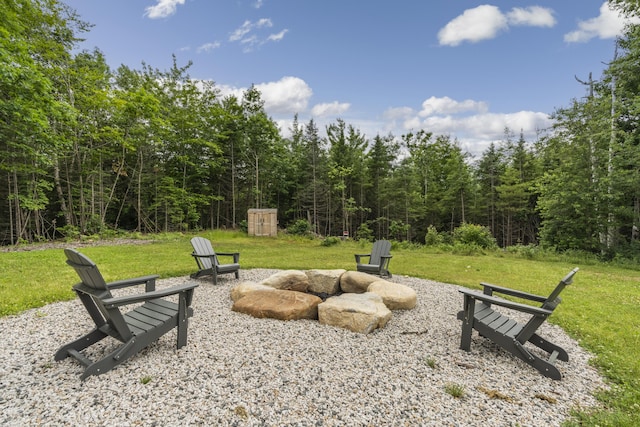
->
[254,212,272,236]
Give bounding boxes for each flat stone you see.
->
[230,281,274,302]
[232,289,321,320]
[339,271,380,293]
[259,270,309,292]
[318,292,392,334]
[367,280,417,310]
[306,269,345,295]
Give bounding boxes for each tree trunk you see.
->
[53,155,72,227]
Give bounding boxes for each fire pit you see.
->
[230,270,417,334]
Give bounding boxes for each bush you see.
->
[321,236,341,247]
[424,225,444,246]
[287,219,311,236]
[57,225,80,240]
[355,223,373,242]
[452,223,498,249]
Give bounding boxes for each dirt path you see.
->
[0,238,153,253]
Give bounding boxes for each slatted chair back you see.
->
[64,249,130,341]
[541,268,578,311]
[190,236,217,269]
[65,248,110,292]
[370,240,392,265]
[513,269,577,345]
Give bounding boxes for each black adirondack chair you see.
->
[457,268,579,380]
[55,249,198,380]
[355,240,393,278]
[190,236,240,285]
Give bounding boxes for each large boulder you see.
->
[339,271,380,293]
[230,281,274,302]
[260,270,309,292]
[367,280,417,310]
[232,289,322,321]
[318,292,392,334]
[306,269,345,295]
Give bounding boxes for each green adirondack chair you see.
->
[55,249,198,380]
[355,240,393,278]
[190,237,240,285]
[457,268,579,380]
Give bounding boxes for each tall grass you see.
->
[1,231,639,425]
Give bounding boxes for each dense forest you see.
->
[2,0,640,259]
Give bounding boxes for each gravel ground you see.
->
[0,269,607,426]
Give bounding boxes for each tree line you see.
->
[2,0,640,259]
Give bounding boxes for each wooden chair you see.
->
[190,236,240,285]
[457,268,579,380]
[55,249,198,380]
[355,240,392,278]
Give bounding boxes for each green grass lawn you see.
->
[1,230,639,425]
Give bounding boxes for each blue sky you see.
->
[63,0,638,156]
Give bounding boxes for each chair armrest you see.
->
[191,252,213,259]
[107,275,160,291]
[355,253,371,263]
[480,282,547,303]
[380,255,392,269]
[459,288,552,316]
[216,252,240,262]
[103,283,199,308]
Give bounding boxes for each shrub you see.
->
[287,219,312,236]
[452,223,497,249]
[321,236,341,246]
[57,225,80,240]
[424,225,444,246]
[355,223,373,242]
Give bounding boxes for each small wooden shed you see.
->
[247,209,278,237]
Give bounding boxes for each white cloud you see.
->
[217,77,312,114]
[564,1,640,43]
[196,42,221,53]
[144,0,185,19]
[229,18,287,51]
[438,5,508,46]
[507,6,556,27]
[256,76,313,114]
[382,98,552,157]
[253,0,264,9]
[438,5,557,46]
[217,84,245,101]
[311,101,351,117]
[229,20,254,42]
[382,106,414,121]
[459,111,551,139]
[268,29,289,42]
[256,18,273,28]
[419,96,488,117]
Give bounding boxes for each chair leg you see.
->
[529,333,569,362]
[80,338,143,380]
[513,339,563,380]
[55,328,107,361]
[234,270,240,279]
[460,296,475,351]
[177,294,188,349]
[212,271,218,286]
